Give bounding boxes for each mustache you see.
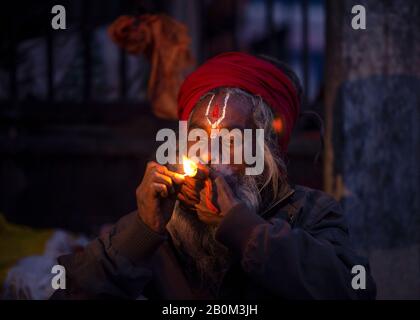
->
[209,164,234,175]
[209,164,261,213]
[208,164,239,188]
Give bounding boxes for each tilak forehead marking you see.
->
[205,93,230,138]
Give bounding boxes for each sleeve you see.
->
[49,211,166,299]
[215,201,377,300]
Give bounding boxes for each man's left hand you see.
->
[177,167,241,226]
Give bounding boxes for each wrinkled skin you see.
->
[136,92,254,231]
[177,92,254,225]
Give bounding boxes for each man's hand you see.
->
[212,174,241,216]
[136,161,185,234]
[196,173,242,225]
[177,165,241,226]
[177,162,209,208]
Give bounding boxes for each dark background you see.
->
[0,0,418,299]
[0,0,324,232]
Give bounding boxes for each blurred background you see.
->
[0,0,419,299]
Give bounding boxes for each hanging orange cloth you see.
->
[108,14,195,119]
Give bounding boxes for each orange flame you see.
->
[182,155,198,177]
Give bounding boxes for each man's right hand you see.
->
[136,161,185,234]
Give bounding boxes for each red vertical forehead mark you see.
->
[205,93,230,136]
[212,104,220,119]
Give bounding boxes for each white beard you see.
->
[166,165,262,296]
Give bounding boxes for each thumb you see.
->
[166,170,185,184]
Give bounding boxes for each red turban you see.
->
[177,52,300,152]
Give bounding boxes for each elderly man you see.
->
[51,52,376,300]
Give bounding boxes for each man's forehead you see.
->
[189,92,254,129]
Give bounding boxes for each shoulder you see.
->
[286,185,348,232]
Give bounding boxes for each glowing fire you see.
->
[182,155,198,177]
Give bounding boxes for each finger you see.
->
[154,165,185,185]
[184,176,205,191]
[195,162,210,179]
[184,176,195,188]
[196,198,218,215]
[165,170,185,184]
[180,181,200,195]
[177,192,198,207]
[152,183,168,198]
[201,181,220,213]
[153,164,170,175]
[179,184,200,202]
[142,161,158,181]
[146,161,159,170]
[178,192,196,206]
[153,172,173,188]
